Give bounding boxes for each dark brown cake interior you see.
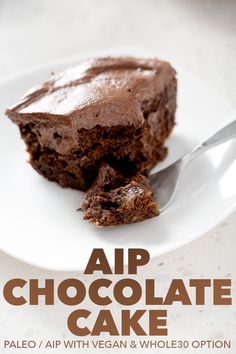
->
[81,164,159,227]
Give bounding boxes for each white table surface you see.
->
[0,1,235,353]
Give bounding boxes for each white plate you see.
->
[0,48,235,271]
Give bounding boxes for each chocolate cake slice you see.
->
[6,56,177,226]
[6,56,177,192]
[81,164,159,226]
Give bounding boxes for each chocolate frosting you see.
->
[7,56,175,127]
[6,56,176,155]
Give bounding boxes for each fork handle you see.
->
[184,119,236,161]
[201,119,236,150]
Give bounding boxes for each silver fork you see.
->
[149,119,236,212]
